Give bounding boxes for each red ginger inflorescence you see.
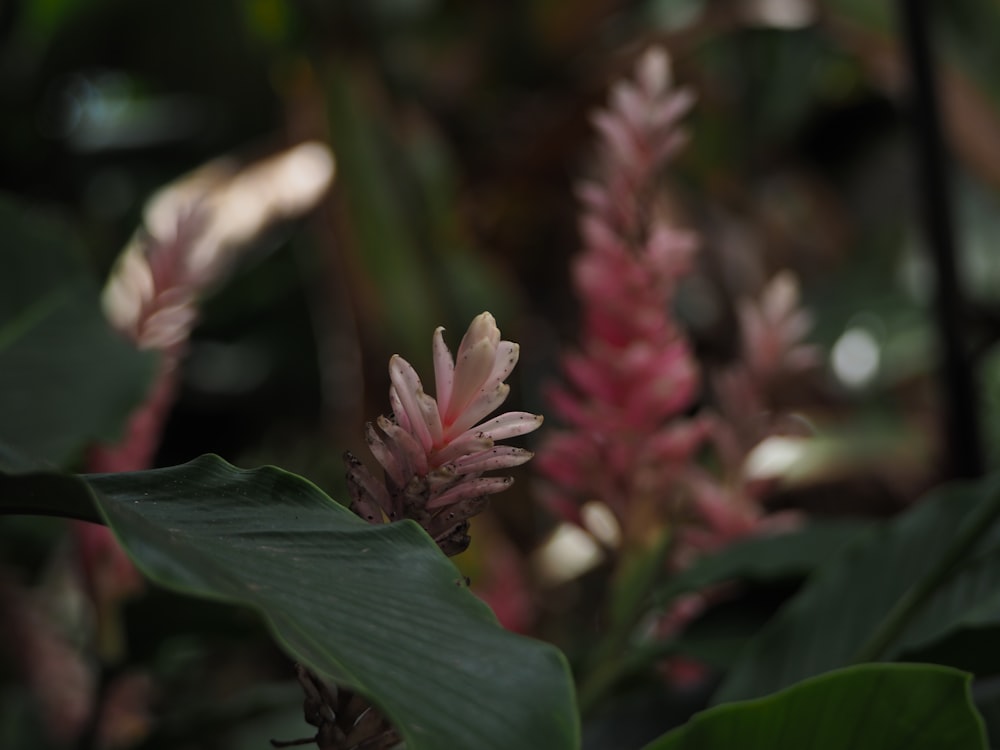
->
[535,48,708,542]
[538,47,816,571]
[346,312,543,555]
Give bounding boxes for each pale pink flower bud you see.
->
[345,313,542,555]
[738,271,821,381]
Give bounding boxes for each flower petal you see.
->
[444,338,497,425]
[431,432,494,466]
[432,326,455,416]
[478,341,519,397]
[456,312,501,361]
[446,383,510,438]
[344,451,391,521]
[388,355,435,451]
[427,476,515,509]
[475,411,544,441]
[365,421,406,489]
[389,386,411,433]
[377,415,429,477]
[452,446,534,475]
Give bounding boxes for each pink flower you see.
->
[536,48,705,538]
[346,312,543,555]
[83,143,336,628]
[737,272,820,383]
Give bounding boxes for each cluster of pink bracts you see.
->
[536,48,814,564]
[536,48,709,546]
[346,312,543,555]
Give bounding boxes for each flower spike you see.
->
[345,312,542,555]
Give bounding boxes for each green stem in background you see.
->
[578,528,672,715]
[578,639,679,715]
[853,484,1000,663]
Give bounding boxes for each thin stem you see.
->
[896,0,983,479]
[853,0,995,669]
[577,530,672,714]
[853,483,1000,663]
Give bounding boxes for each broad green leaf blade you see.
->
[654,520,868,605]
[715,475,1000,703]
[69,456,577,750]
[0,196,157,466]
[643,664,985,750]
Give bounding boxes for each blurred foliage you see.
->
[645,663,986,750]
[0,196,156,467]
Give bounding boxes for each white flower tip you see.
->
[520,413,545,433]
[467,311,500,346]
[638,48,671,96]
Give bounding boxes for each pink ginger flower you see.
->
[673,273,818,563]
[346,312,543,555]
[83,143,335,638]
[736,271,821,384]
[536,48,707,539]
[80,212,210,635]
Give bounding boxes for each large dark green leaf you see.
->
[715,475,1000,703]
[643,664,985,750]
[0,456,579,750]
[0,197,156,467]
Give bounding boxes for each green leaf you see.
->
[671,597,781,670]
[1,456,580,750]
[643,663,986,750]
[324,67,441,357]
[715,475,1000,703]
[0,197,157,467]
[654,520,868,605]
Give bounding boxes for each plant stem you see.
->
[853,482,1000,662]
[851,0,995,667]
[896,0,983,479]
[577,640,677,715]
[577,529,672,714]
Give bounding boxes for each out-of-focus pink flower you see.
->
[74,521,144,613]
[0,573,95,744]
[102,141,335,354]
[536,48,705,539]
[346,312,543,555]
[737,271,821,383]
[82,143,336,648]
[79,213,209,645]
[102,210,207,355]
[673,472,802,568]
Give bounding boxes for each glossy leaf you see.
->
[0,197,156,467]
[716,475,1000,703]
[643,664,985,750]
[0,455,579,750]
